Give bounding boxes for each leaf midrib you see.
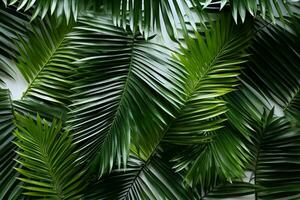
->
[21,33,68,100]
[95,36,136,162]
[142,35,237,162]
[283,85,300,113]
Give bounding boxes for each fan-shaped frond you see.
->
[84,154,190,200]
[68,14,185,177]
[14,114,86,198]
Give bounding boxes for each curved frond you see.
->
[247,110,300,199]
[131,15,252,187]
[14,114,86,199]
[244,16,300,122]
[16,17,76,108]
[0,4,28,83]
[68,14,185,177]
[223,82,300,199]
[0,89,23,199]
[4,0,209,39]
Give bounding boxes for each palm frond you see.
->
[3,0,91,23]
[203,181,256,199]
[3,0,210,39]
[172,124,251,188]
[14,114,86,198]
[101,0,210,39]
[131,15,252,187]
[221,80,300,199]
[0,88,23,199]
[67,14,185,177]
[205,0,299,23]
[84,154,190,200]
[0,4,28,83]
[247,109,300,199]
[16,16,76,109]
[243,16,300,123]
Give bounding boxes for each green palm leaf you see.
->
[202,181,256,199]
[68,14,185,177]
[4,0,90,23]
[248,109,300,199]
[0,88,23,199]
[84,154,190,200]
[222,81,300,199]
[0,4,28,83]
[15,13,118,116]
[204,0,299,23]
[16,16,75,109]
[243,16,300,123]
[14,114,86,199]
[101,0,209,39]
[131,15,252,187]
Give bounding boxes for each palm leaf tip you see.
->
[14,114,85,199]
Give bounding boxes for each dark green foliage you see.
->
[0,0,300,199]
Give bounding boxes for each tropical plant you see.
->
[0,0,300,199]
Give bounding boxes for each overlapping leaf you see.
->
[220,79,300,199]
[16,16,76,109]
[204,0,299,23]
[243,16,300,123]
[68,14,185,177]
[131,15,252,188]
[3,0,210,39]
[101,0,210,39]
[14,114,86,198]
[0,4,28,83]
[3,0,91,23]
[0,89,23,199]
[84,154,190,200]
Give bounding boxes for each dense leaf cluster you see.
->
[1,0,300,199]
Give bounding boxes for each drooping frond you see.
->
[247,109,300,199]
[14,114,86,198]
[3,0,91,23]
[3,0,209,39]
[172,124,251,188]
[204,0,299,23]
[68,14,186,177]
[99,0,209,39]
